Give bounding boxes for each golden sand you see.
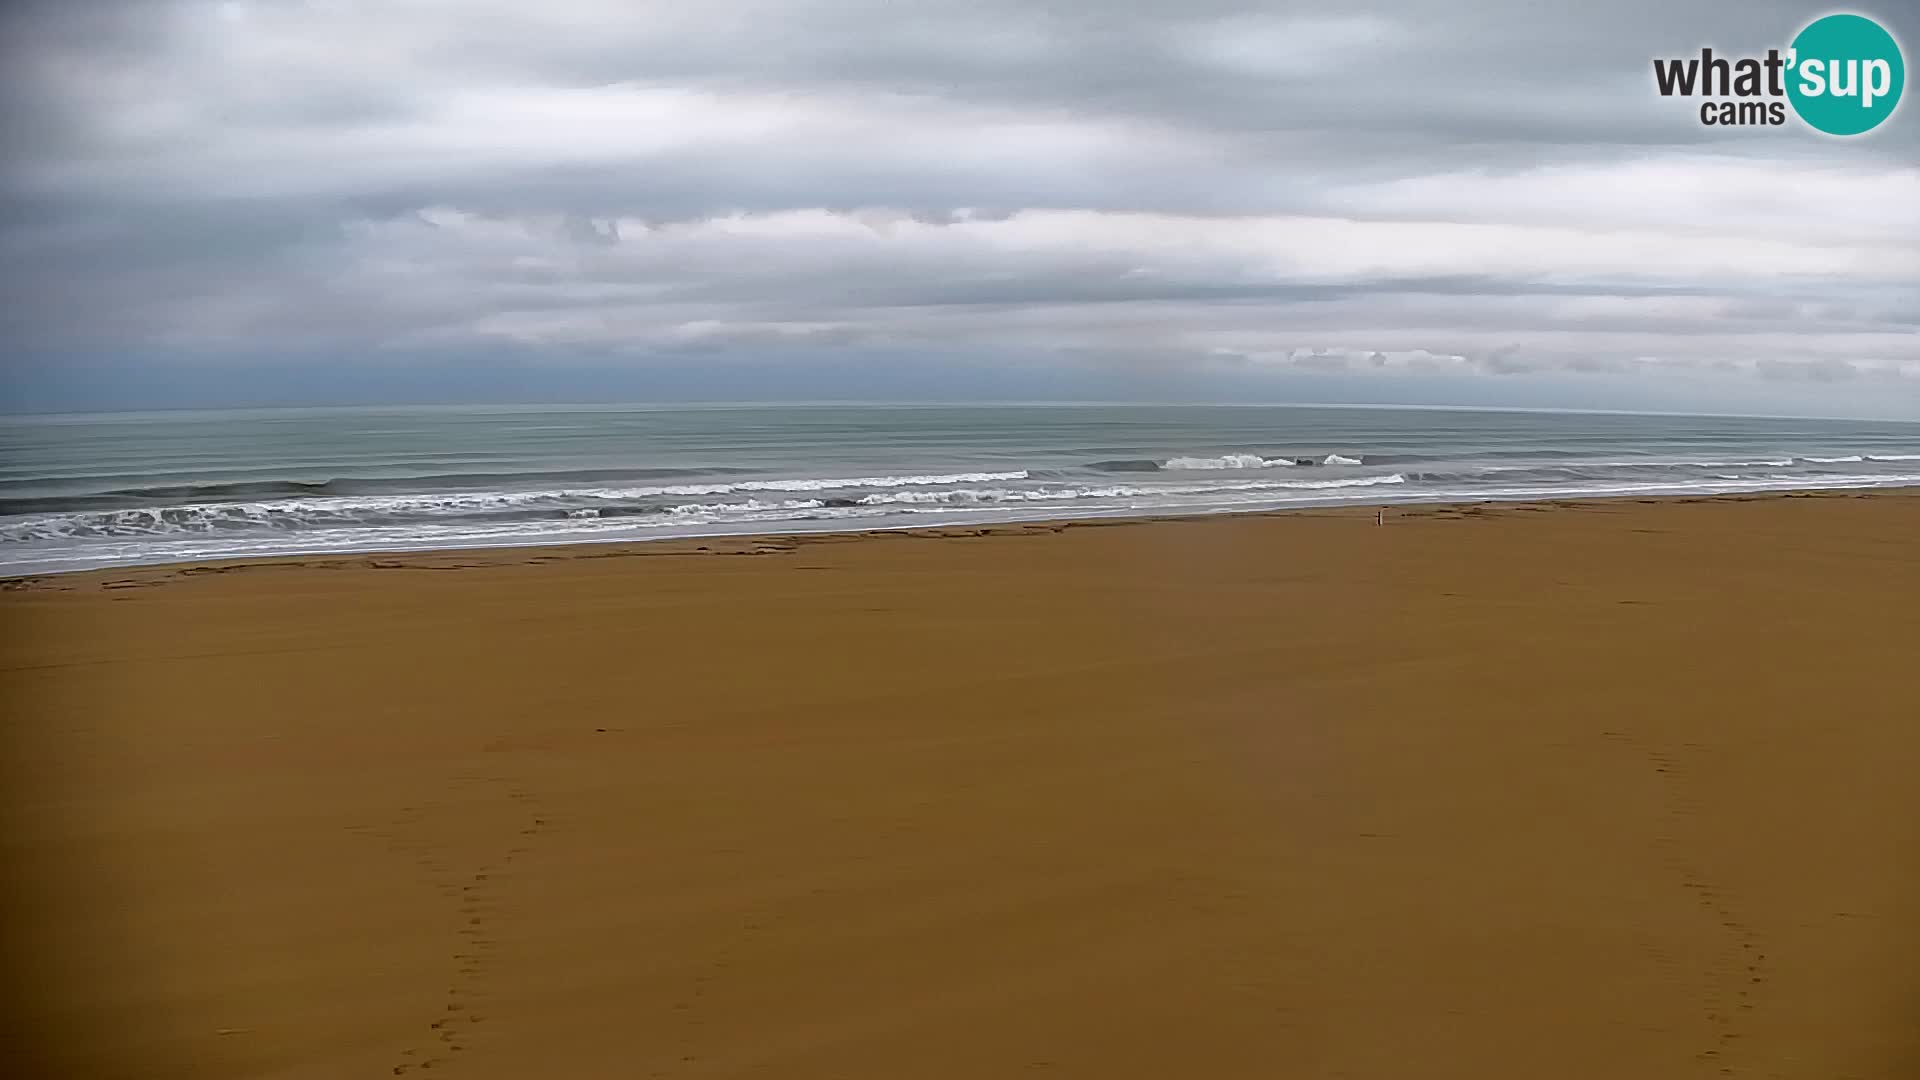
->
[4,492,1917,1079]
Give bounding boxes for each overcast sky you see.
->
[2,0,1917,416]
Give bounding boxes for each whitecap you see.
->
[1161,453,1283,470]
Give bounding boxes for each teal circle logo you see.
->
[1787,13,1905,135]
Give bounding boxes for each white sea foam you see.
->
[657,470,1030,494]
[1611,457,1797,469]
[20,460,1920,550]
[1475,457,1796,472]
[400,468,1034,505]
[856,473,1407,507]
[10,436,1920,578]
[12,405,1920,580]
[0,469,1036,538]
[1161,453,1284,470]
[668,498,825,516]
[8,467,1920,577]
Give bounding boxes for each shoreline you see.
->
[7,483,1917,586]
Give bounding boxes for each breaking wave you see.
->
[0,472,1408,542]
[0,467,766,514]
[4,415,1918,575]
[1090,452,1371,472]
[1162,453,1285,470]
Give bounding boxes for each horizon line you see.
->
[3,399,1917,426]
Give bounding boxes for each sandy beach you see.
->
[3,491,1917,1080]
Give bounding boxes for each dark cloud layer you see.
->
[2,0,1917,415]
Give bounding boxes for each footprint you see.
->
[364,775,556,1076]
[1637,736,1767,1069]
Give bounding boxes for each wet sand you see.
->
[3,491,1918,1079]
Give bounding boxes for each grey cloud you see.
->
[2,0,1918,415]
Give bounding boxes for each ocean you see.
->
[2,403,1917,575]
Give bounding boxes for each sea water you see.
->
[2,403,1916,575]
